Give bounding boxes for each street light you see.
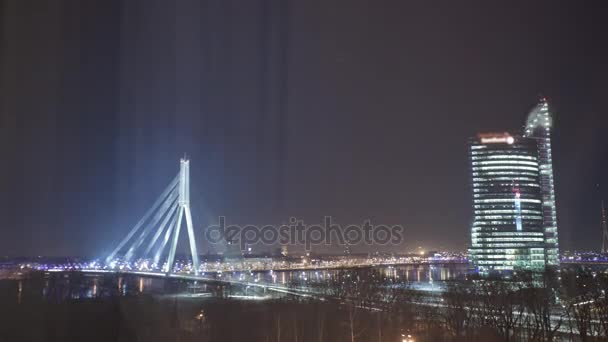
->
[401,334,414,342]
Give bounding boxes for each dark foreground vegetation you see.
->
[0,267,607,341]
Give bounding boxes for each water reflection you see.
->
[203,264,468,286]
[7,264,467,305]
[9,273,180,304]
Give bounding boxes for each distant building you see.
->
[425,251,439,258]
[223,240,244,259]
[468,132,546,274]
[523,99,560,266]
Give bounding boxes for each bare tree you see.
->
[326,270,371,342]
[310,301,326,342]
[590,272,608,339]
[562,269,603,341]
[476,279,525,341]
[275,312,281,342]
[518,270,564,341]
[442,281,477,338]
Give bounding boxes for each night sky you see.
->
[0,1,606,257]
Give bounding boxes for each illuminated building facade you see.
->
[523,99,559,266]
[468,133,546,274]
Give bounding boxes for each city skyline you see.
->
[0,2,606,257]
[2,3,608,342]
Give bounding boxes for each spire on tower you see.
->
[602,199,608,254]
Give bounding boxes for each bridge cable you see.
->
[154,209,180,266]
[124,190,179,262]
[105,174,179,264]
[143,201,180,258]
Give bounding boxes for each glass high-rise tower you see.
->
[468,133,546,274]
[523,99,559,266]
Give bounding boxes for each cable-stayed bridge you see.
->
[85,157,315,297]
[104,157,200,276]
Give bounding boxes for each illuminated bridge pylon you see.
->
[105,158,200,275]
